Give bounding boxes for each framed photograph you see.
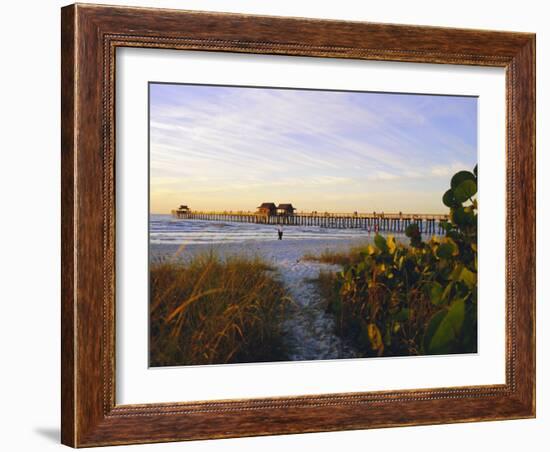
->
[61,3,535,447]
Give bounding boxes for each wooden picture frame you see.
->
[61,3,535,447]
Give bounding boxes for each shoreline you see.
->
[150,235,384,264]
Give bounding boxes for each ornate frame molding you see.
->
[62,4,535,447]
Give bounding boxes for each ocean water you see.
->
[150,214,379,246]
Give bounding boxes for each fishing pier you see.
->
[172,203,448,234]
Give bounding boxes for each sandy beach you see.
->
[150,236,376,361]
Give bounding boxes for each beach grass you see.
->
[149,250,291,366]
[302,241,371,266]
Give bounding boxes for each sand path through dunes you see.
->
[223,238,360,361]
[275,253,358,361]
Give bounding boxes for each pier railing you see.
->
[171,210,449,234]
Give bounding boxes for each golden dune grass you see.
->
[302,241,371,266]
[149,250,291,366]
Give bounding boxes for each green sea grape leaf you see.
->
[452,207,475,227]
[459,267,476,288]
[449,264,464,281]
[423,310,447,353]
[451,170,476,190]
[441,281,454,302]
[426,299,465,354]
[374,234,388,253]
[454,179,477,203]
[437,243,454,259]
[429,282,445,306]
[442,189,459,208]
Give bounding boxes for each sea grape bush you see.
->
[328,167,478,357]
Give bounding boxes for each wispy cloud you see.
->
[149,84,477,213]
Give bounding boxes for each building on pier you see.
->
[177,204,190,214]
[256,202,277,216]
[276,203,296,216]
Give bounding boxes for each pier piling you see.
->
[171,210,448,234]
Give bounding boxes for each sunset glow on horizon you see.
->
[149,83,477,214]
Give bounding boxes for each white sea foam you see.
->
[150,214,397,245]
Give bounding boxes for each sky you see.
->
[149,83,477,214]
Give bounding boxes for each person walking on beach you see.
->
[277,225,283,240]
